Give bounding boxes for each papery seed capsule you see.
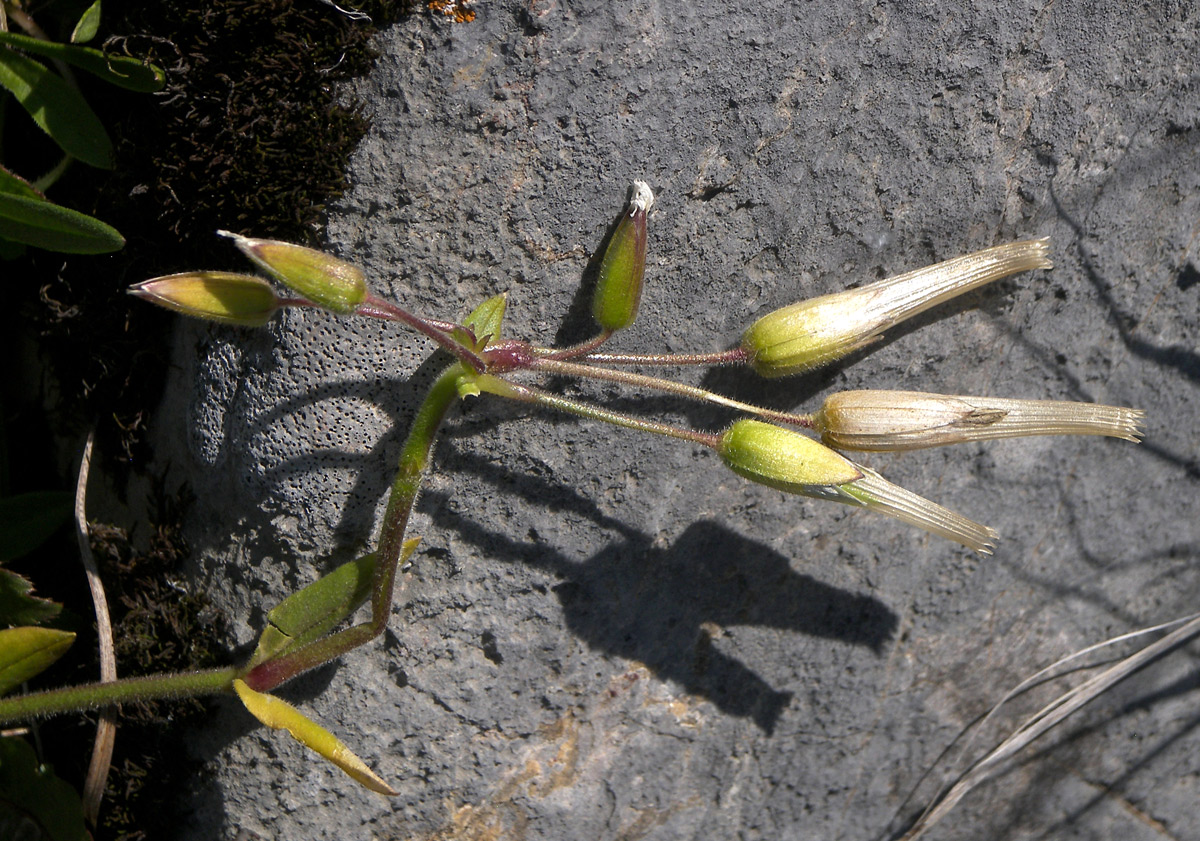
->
[128,272,280,326]
[719,419,998,553]
[812,390,1146,451]
[741,239,1052,377]
[218,230,368,313]
[591,181,654,331]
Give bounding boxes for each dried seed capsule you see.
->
[128,272,280,326]
[812,390,1146,451]
[591,181,653,331]
[218,230,368,313]
[719,419,998,553]
[741,239,1052,377]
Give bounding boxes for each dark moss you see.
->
[0,1,469,838]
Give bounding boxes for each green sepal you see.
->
[127,272,280,325]
[462,293,507,351]
[0,627,75,695]
[591,181,652,331]
[0,736,87,841]
[219,231,367,313]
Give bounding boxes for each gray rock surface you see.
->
[156,2,1199,839]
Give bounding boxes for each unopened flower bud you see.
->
[812,390,1146,451]
[719,419,998,553]
[218,230,368,313]
[719,418,864,491]
[591,181,653,331]
[128,272,280,326]
[742,239,1052,377]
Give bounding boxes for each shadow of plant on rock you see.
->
[422,449,897,734]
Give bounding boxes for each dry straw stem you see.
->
[900,612,1200,840]
[75,431,116,826]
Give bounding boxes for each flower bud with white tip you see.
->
[218,230,368,313]
[812,390,1146,451]
[719,419,998,553]
[128,272,281,326]
[741,239,1052,377]
[592,180,654,331]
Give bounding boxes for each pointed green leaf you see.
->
[0,30,164,93]
[0,567,62,627]
[0,46,114,167]
[463,293,507,350]
[0,192,124,254]
[0,736,87,841]
[71,1,103,44]
[0,492,73,563]
[0,628,75,695]
[233,680,397,795]
[251,541,419,667]
[0,167,43,201]
[248,541,418,667]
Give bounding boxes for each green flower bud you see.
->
[813,390,1146,451]
[128,272,280,326]
[592,180,653,331]
[719,418,863,492]
[218,230,368,313]
[741,239,1052,377]
[719,419,998,553]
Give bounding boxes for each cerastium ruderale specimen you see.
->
[0,182,1144,792]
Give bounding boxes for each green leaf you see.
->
[0,737,87,841]
[0,628,75,695]
[0,30,164,93]
[0,492,73,563]
[462,292,507,351]
[0,567,62,627]
[233,680,397,795]
[0,192,124,254]
[0,167,43,201]
[0,238,25,260]
[249,541,419,667]
[0,46,114,168]
[71,1,103,44]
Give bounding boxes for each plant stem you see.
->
[0,668,240,724]
[357,295,485,372]
[572,347,751,367]
[474,374,722,448]
[33,155,73,193]
[243,363,465,691]
[536,330,614,360]
[530,358,814,428]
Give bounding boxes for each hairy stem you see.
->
[357,295,485,372]
[536,330,614,361]
[475,374,722,448]
[0,668,240,724]
[572,347,751,367]
[243,364,465,691]
[530,358,814,428]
